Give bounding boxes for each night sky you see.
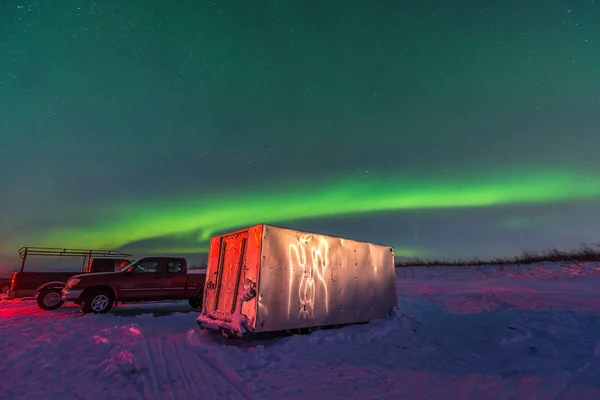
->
[1,0,600,269]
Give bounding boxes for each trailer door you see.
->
[209,230,248,315]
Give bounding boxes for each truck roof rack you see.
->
[18,247,133,272]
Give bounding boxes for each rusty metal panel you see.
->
[239,224,263,330]
[202,235,223,312]
[203,231,247,314]
[214,232,248,314]
[255,225,397,333]
[198,225,263,334]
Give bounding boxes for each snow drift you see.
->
[1,261,599,399]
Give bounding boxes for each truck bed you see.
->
[8,271,81,299]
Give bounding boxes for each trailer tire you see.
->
[81,289,114,314]
[36,287,65,310]
[188,293,203,309]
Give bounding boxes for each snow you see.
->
[187,268,207,274]
[1,261,599,399]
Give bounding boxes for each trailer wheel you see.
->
[81,289,114,314]
[36,287,65,311]
[188,293,203,309]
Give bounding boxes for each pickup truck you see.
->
[7,247,132,310]
[61,256,206,314]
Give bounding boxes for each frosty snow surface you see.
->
[1,261,600,399]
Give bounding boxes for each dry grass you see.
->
[395,243,600,268]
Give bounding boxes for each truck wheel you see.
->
[81,289,114,314]
[188,294,203,309]
[36,288,65,311]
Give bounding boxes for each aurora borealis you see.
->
[1,1,599,268]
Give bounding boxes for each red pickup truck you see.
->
[6,247,132,310]
[61,256,206,313]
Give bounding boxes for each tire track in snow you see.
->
[167,337,207,399]
[136,333,169,399]
[154,337,177,399]
[135,328,254,400]
[135,331,193,400]
[177,336,212,397]
[184,330,259,400]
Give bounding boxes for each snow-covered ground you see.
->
[1,262,600,400]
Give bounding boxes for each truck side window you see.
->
[115,260,130,271]
[167,260,183,273]
[134,260,161,274]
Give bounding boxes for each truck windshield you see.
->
[123,259,161,274]
[115,260,132,271]
[120,260,139,272]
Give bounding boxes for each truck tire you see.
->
[188,293,203,309]
[36,287,65,311]
[81,289,114,314]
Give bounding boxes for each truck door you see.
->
[120,258,166,301]
[206,230,248,315]
[163,258,187,299]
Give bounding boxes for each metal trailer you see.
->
[196,224,398,337]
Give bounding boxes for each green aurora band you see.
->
[10,168,600,254]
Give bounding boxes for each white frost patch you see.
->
[93,334,110,345]
[129,326,141,336]
[98,349,139,378]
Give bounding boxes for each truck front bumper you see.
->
[61,288,83,302]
